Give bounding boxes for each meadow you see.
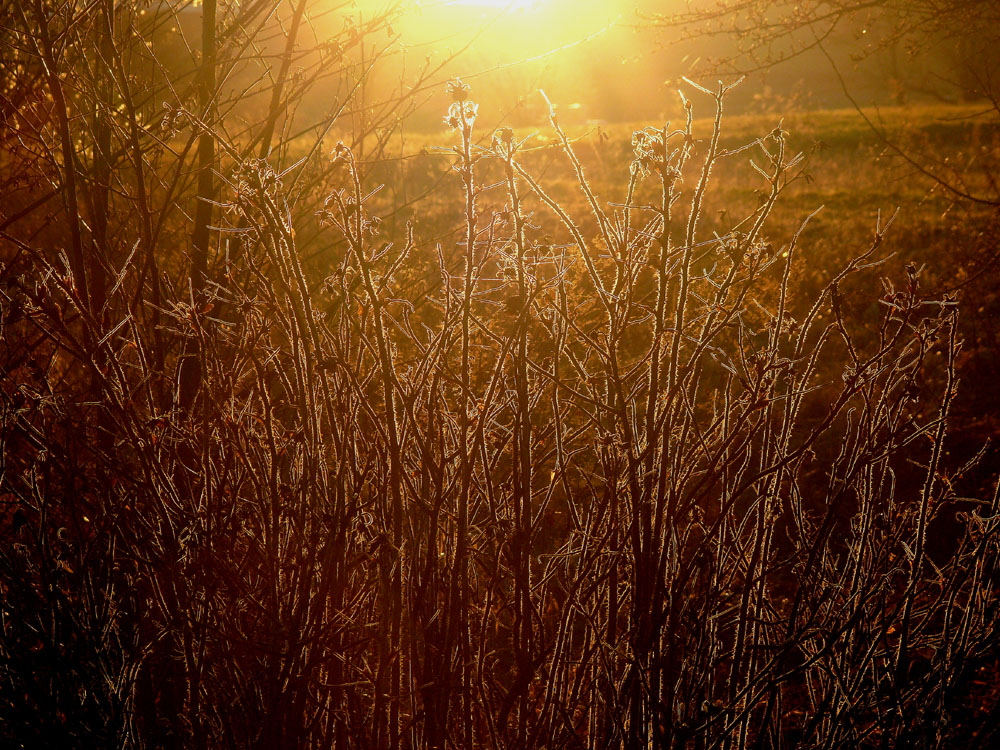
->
[369,101,1000,449]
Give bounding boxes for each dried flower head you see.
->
[631,128,666,177]
[447,78,471,102]
[492,127,515,155]
[445,101,478,132]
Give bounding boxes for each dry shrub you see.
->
[0,6,998,746]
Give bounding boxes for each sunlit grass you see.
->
[365,102,1000,156]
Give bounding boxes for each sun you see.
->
[442,0,542,9]
[396,0,618,71]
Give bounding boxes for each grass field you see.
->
[246,98,1000,498]
[378,102,999,259]
[364,100,999,456]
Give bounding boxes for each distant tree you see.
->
[646,0,1000,205]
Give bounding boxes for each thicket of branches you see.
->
[645,0,1000,208]
[647,0,1000,93]
[1,1,998,748]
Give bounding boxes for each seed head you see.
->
[447,78,471,103]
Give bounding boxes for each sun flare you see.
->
[443,0,542,8]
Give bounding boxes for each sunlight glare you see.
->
[443,0,542,9]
